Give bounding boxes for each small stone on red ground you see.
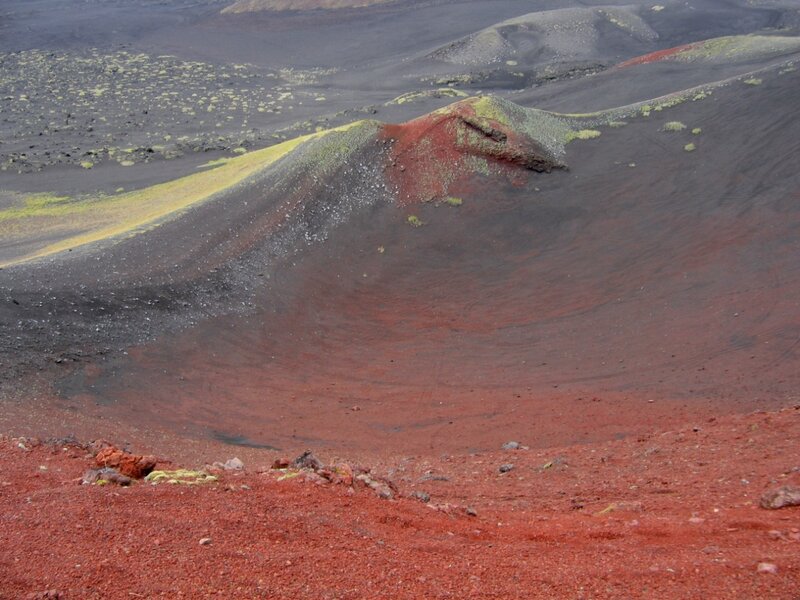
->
[757,562,778,574]
[760,486,800,509]
[271,457,290,469]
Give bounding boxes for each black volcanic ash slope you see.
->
[1,58,798,451]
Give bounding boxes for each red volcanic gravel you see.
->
[616,42,700,68]
[1,406,799,598]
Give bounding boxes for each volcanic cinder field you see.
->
[1,0,799,597]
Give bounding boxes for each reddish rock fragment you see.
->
[271,457,291,469]
[326,463,354,486]
[94,446,157,479]
[87,439,113,455]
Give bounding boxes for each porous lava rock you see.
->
[81,467,133,486]
[760,486,800,510]
[94,446,157,479]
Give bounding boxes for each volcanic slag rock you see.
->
[82,467,133,486]
[94,447,157,479]
[222,457,245,471]
[292,450,323,471]
[411,490,431,503]
[760,486,800,510]
[211,457,245,471]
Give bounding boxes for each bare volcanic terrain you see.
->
[1,406,799,598]
[3,65,799,456]
[1,0,799,597]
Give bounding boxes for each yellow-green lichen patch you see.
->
[674,36,800,64]
[565,129,601,142]
[684,142,696,152]
[144,469,218,485]
[407,215,424,227]
[743,77,762,85]
[444,196,463,207]
[0,193,98,227]
[692,127,702,135]
[467,96,573,157]
[662,121,686,132]
[276,470,302,481]
[196,157,229,169]
[0,121,373,267]
[652,95,687,112]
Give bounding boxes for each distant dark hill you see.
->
[426,5,659,68]
[406,2,795,93]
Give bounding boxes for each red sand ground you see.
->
[1,405,798,598]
